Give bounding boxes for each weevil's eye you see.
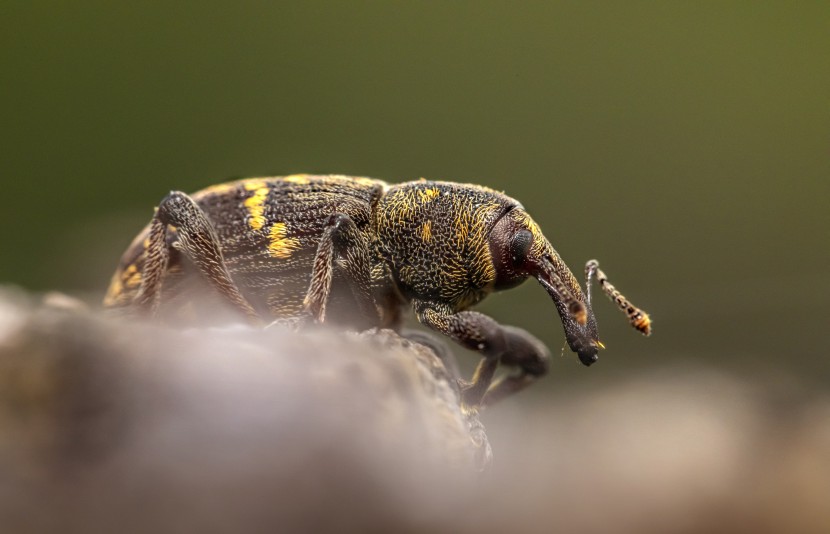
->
[489,215,534,290]
[509,229,533,267]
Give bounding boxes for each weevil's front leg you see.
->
[152,191,261,324]
[304,213,379,324]
[414,302,550,409]
[480,326,550,407]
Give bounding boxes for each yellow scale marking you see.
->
[243,180,269,231]
[390,187,441,227]
[268,222,301,259]
[282,174,309,184]
[123,264,142,289]
[417,187,439,203]
[421,220,432,242]
[104,274,123,305]
[453,209,472,242]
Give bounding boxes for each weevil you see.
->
[104,174,651,408]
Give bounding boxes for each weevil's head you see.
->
[489,208,601,366]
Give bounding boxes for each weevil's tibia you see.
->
[134,217,169,316]
[156,191,262,325]
[303,213,380,324]
[585,259,651,336]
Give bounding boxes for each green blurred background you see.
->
[2,2,828,385]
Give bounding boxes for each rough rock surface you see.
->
[0,289,488,533]
[2,288,830,534]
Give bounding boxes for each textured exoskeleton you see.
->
[105,175,650,408]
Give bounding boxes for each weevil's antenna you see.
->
[585,260,651,336]
[585,259,595,308]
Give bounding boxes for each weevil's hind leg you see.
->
[154,191,261,324]
[414,303,549,409]
[133,217,169,316]
[304,213,379,324]
[585,259,652,335]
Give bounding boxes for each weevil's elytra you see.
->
[105,174,651,408]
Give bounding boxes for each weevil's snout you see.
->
[532,241,602,366]
[571,336,604,366]
[561,312,602,366]
[489,209,601,366]
[578,348,599,366]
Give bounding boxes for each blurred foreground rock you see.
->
[0,289,486,533]
[1,288,829,534]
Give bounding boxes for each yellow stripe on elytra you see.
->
[268,222,301,259]
[243,180,269,230]
[123,264,142,289]
[103,273,123,305]
[282,174,309,184]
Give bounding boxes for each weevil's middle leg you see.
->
[148,191,261,324]
[304,213,380,324]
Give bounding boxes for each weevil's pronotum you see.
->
[105,175,651,408]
